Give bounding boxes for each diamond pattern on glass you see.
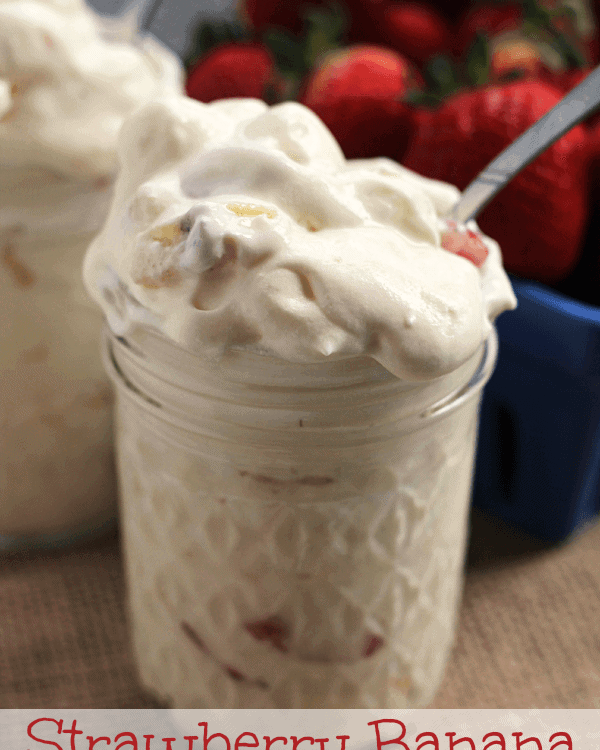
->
[117,388,480,707]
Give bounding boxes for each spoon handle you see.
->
[140,0,164,31]
[452,65,600,224]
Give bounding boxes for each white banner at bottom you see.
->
[1,711,598,750]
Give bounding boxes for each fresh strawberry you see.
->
[300,44,419,159]
[584,115,600,167]
[539,65,590,93]
[378,2,450,65]
[441,221,490,267]
[454,2,523,58]
[302,44,420,103]
[186,42,280,103]
[403,81,589,283]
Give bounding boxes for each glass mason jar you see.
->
[104,323,498,709]
[1,170,116,549]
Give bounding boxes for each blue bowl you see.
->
[473,276,600,542]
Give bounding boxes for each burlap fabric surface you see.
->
[1,509,599,709]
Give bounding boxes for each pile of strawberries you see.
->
[185,0,600,298]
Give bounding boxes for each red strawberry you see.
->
[362,633,385,657]
[441,221,490,267]
[403,81,589,283]
[379,3,450,65]
[541,66,590,94]
[186,42,280,103]
[300,44,419,160]
[245,616,289,652]
[454,2,523,57]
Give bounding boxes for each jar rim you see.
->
[102,325,498,443]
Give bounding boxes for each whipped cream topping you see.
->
[0,0,183,181]
[84,97,516,381]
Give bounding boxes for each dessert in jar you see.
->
[0,0,183,547]
[84,96,517,707]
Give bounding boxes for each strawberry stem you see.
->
[261,2,348,101]
[521,0,586,67]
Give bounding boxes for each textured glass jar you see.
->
[1,174,116,548]
[104,324,498,709]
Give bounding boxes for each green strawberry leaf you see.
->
[262,29,309,102]
[303,2,348,69]
[404,90,445,109]
[521,0,549,25]
[263,3,347,77]
[263,28,307,76]
[424,55,462,98]
[465,32,491,87]
[262,2,348,100]
[521,0,585,67]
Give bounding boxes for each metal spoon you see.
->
[452,65,600,224]
[140,0,164,32]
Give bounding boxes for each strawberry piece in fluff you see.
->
[441,221,489,268]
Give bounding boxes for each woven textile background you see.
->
[1,510,599,708]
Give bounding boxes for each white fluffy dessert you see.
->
[0,0,183,545]
[84,96,516,707]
